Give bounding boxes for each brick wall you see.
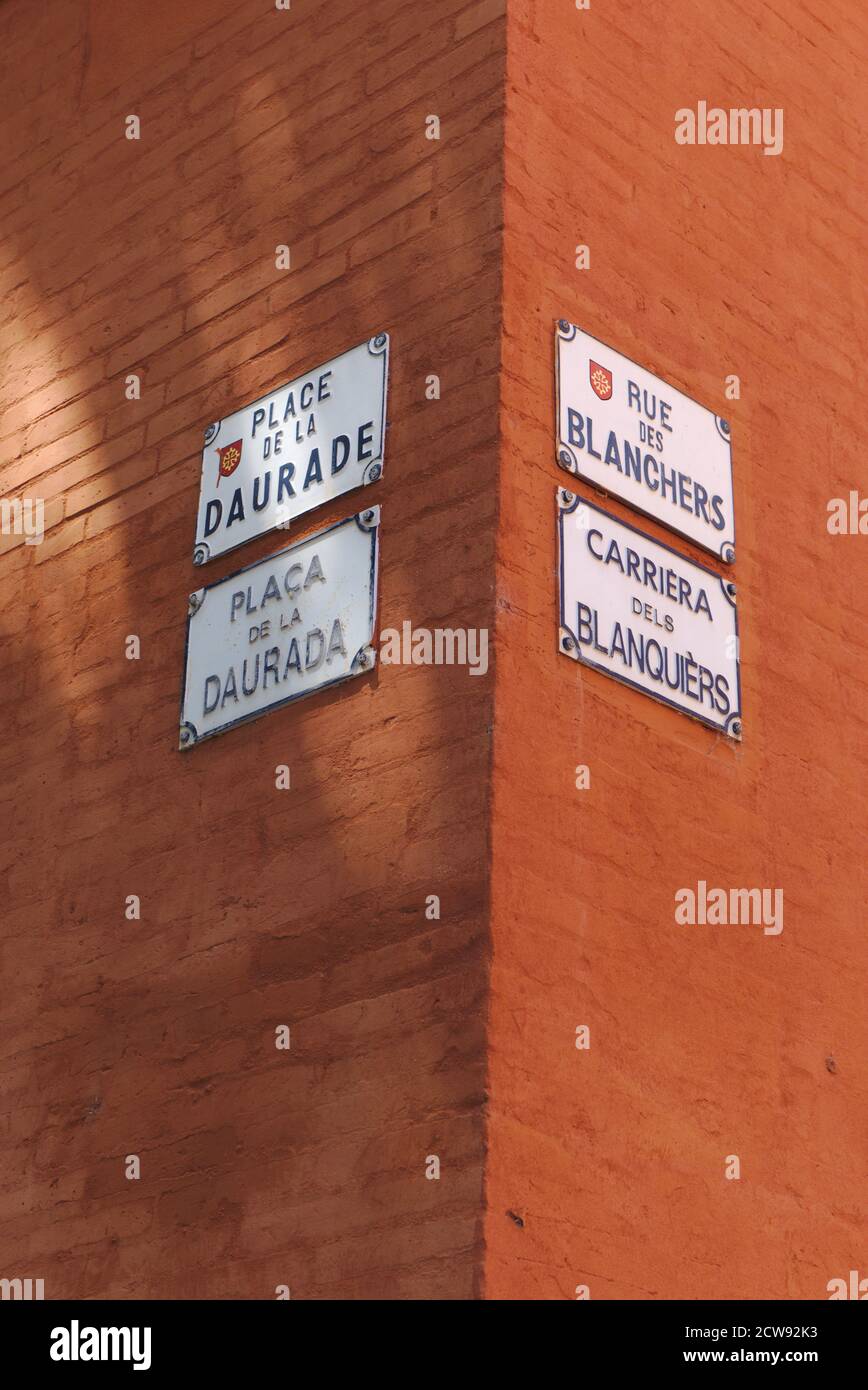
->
[2,0,864,1304]
[485,0,867,1298]
[0,0,505,1299]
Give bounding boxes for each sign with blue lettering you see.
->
[193,335,388,564]
[556,320,735,561]
[179,508,380,748]
[558,490,742,737]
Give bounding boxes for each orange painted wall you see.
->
[2,0,864,1303]
[1,0,505,1298]
[485,0,866,1297]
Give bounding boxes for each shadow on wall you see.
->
[0,0,499,1296]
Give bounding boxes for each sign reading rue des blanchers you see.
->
[556,320,735,562]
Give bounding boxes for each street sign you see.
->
[555,320,735,562]
[193,335,389,564]
[557,490,742,737]
[179,508,380,748]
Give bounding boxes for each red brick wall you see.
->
[1,0,504,1298]
[485,0,866,1297]
[3,0,864,1304]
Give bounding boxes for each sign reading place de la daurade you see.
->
[193,335,389,564]
[556,320,735,562]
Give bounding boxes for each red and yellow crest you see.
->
[215,439,243,486]
[589,360,613,401]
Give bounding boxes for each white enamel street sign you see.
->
[556,320,735,562]
[193,335,389,564]
[180,508,380,749]
[557,490,742,737]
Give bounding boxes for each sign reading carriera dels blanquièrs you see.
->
[179,508,380,748]
[557,490,742,737]
[192,335,389,564]
[555,320,735,562]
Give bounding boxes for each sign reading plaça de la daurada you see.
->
[556,320,735,561]
[193,335,389,564]
[179,508,380,748]
[557,490,742,738]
